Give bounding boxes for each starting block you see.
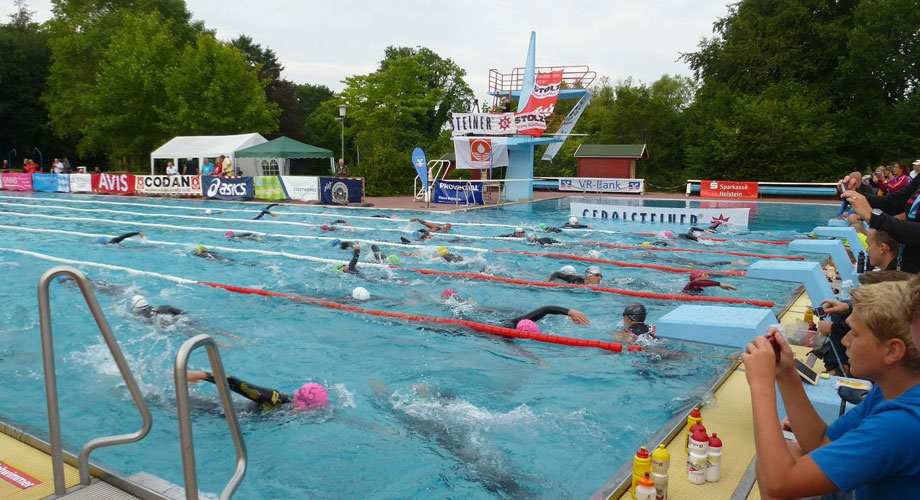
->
[656,305,778,350]
[748,260,835,306]
[788,239,857,283]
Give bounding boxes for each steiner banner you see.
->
[254,176,286,200]
[280,176,319,202]
[70,173,92,192]
[433,180,484,204]
[700,180,758,199]
[135,175,201,196]
[450,113,516,136]
[319,177,363,205]
[571,200,750,228]
[202,176,254,200]
[559,177,644,194]
[91,173,135,194]
[451,137,509,169]
[1,173,33,191]
[515,70,563,137]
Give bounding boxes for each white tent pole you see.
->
[329,157,335,174]
[150,155,155,175]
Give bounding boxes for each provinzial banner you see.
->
[1,173,33,191]
[254,176,286,201]
[319,177,363,205]
[70,173,92,192]
[559,177,644,194]
[516,70,563,137]
[135,175,202,196]
[201,176,254,200]
[280,176,319,202]
[570,200,750,228]
[451,137,509,169]
[700,180,759,199]
[450,113,516,136]
[433,179,484,204]
[91,173,136,194]
[31,174,67,192]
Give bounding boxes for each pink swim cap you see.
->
[515,319,540,334]
[321,224,329,231]
[224,231,234,238]
[689,270,706,281]
[663,231,674,238]
[441,288,457,300]
[294,383,329,410]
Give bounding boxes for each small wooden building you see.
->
[574,144,648,179]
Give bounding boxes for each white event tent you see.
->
[149,133,268,176]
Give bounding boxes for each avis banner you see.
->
[570,199,750,228]
[700,180,759,199]
[70,173,92,192]
[433,180,484,204]
[515,70,563,137]
[450,113,516,136]
[1,173,33,191]
[31,174,68,192]
[91,173,135,194]
[254,176,286,200]
[319,177,363,205]
[280,176,319,202]
[134,175,202,196]
[451,137,509,169]
[202,176,254,200]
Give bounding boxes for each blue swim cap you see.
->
[412,230,421,239]
[96,237,108,244]
[330,239,341,247]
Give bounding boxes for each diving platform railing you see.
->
[487,65,596,106]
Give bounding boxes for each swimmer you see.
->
[497,226,526,238]
[131,295,184,319]
[682,270,737,294]
[680,223,722,242]
[329,219,350,226]
[186,370,328,412]
[203,208,224,216]
[613,303,655,343]
[351,286,371,301]
[370,244,398,264]
[252,203,280,220]
[97,231,145,245]
[539,223,563,233]
[224,230,258,240]
[400,246,463,263]
[547,265,602,285]
[192,245,225,260]
[504,305,590,330]
[409,217,451,233]
[57,275,126,296]
[527,233,560,246]
[562,216,591,229]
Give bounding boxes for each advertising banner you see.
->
[280,176,319,202]
[91,173,135,194]
[433,180,484,204]
[412,147,428,192]
[254,176,286,200]
[515,70,563,137]
[700,180,759,199]
[70,173,92,192]
[542,91,593,161]
[1,173,33,191]
[451,137,509,169]
[0,460,41,490]
[450,113,516,136]
[31,174,63,192]
[135,175,202,196]
[319,177,363,205]
[559,177,644,194]
[202,176,254,200]
[571,200,750,228]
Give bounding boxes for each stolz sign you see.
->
[135,175,202,196]
[559,177,644,194]
[202,176,254,200]
[433,180,484,204]
[571,201,750,228]
[700,180,758,199]
[92,173,135,194]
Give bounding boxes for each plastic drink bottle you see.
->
[650,444,670,500]
[631,446,651,499]
[634,473,656,500]
[803,307,814,324]
[840,280,852,301]
[687,436,708,486]
[687,422,706,455]
[651,471,668,500]
[857,251,866,274]
[706,433,723,482]
[684,408,702,449]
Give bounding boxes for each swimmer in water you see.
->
[370,244,399,264]
[192,245,225,260]
[96,231,145,245]
[252,203,280,220]
[547,265,602,285]
[539,223,563,233]
[497,226,526,238]
[224,230,258,240]
[682,270,737,294]
[527,233,560,246]
[562,216,591,229]
[57,275,126,296]
[504,305,590,330]
[409,217,451,233]
[400,246,463,263]
[131,295,184,319]
[613,303,655,343]
[334,244,362,275]
[204,208,224,216]
[186,370,329,412]
[679,222,723,242]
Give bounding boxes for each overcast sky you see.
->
[8,0,731,104]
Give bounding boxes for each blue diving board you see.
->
[788,239,857,283]
[747,260,835,306]
[656,305,778,350]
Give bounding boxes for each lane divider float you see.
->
[583,241,803,261]
[491,249,747,277]
[633,232,791,246]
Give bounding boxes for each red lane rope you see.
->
[491,249,747,277]
[633,232,791,246]
[196,281,629,353]
[583,241,804,261]
[402,268,775,308]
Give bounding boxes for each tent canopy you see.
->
[149,133,267,174]
[235,136,334,159]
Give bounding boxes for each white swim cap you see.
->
[131,295,149,310]
[560,265,577,276]
[568,216,578,224]
[351,287,370,301]
[586,265,602,276]
[514,226,524,233]
[204,208,212,215]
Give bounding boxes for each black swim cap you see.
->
[623,303,647,322]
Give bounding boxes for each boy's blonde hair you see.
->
[852,280,920,372]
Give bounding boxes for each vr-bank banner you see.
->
[559,177,644,194]
[570,201,749,228]
[319,177,363,204]
[31,174,70,192]
[1,173,32,191]
[135,175,202,196]
[254,176,286,201]
[202,176,254,200]
[450,113,516,136]
[280,176,319,202]
[433,179,485,205]
[70,173,92,192]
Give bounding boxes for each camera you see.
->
[813,306,825,318]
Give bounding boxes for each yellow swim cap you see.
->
[195,245,206,253]
[437,246,449,256]
[641,242,651,247]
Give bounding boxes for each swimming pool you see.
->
[0,193,837,499]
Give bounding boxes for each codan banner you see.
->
[70,173,92,192]
[31,174,68,192]
[135,175,202,196]
[450,113,516,136]
[280,176,319,202]
[433,180,485,204]
[1,173,33,191]
[570,200,750,228]
[515,70,563,137]
[202,176,254,200]
[451,137,509,169]
[700,180,759,199]
[92,173,135,194]
[319,177,363,205]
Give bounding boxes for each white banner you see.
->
[70,174,92,192]
[451,137,509,169]
[542,91,593,161]
[450,113,515,136]
[280,176,319,202]
[559,177,644,194]
[571,201,750,228]
[135,175,202,196]
[56,174,71,192]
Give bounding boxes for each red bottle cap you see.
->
[691,429,709,442]
[690,422,707,435]
[709,433,723,448]
[689,408,701,419]
[636,446,650,459]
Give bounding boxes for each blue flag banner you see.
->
[202,176,254,200]
[319,177,363,205]
[411,147,428,191]
[433,180,484,205]
[32,174,65,192]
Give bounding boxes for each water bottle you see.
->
[857,251,866,274]
[631,446,651,499]
[687,430,708,485]
[684,408,702,450]
[839,280,852,301]
[687,422,706,456]
[706,433,723,482]
[635,472,656,500]
[651,444,670,500]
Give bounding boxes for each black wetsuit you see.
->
[330,219,348,225]
[548,272,585,284]
[680,227,709,242]
[344,248,360,274]
[497,232,524,238]
[531,237,560,246]
[562,223,589,229]
[252,204,280,220]
[503,306,570,328]
[195,250,224,261]
[624,322,655,339]
[202,372,290,411]
[441,253,463,263]
[371,245,387,263]
[400,237,413,244]
[108,232,142,244]
[135,305,184,319]
[543,226,563,233]
[227,232,258,240]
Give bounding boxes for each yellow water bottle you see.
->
[685,408,702,449]
[651,444,670,500]
[631,446,651,499]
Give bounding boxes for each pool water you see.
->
[0,194,836,499]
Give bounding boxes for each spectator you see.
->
[52,158,65,174]
[221,155,232,177]
[335,158,349,177]
[23,159,37,174]
[165,161,178,176]
[499,97,512,113]
[881,162,910,193]
[911,160,920,180]
[213,156,224,177]
[866,228,901,271]
[743,280,920,500]
[1,159,8,172]
[200,158,214,176]
[93,166,102,173]
[182,157,198,176]
[62,157,71,174]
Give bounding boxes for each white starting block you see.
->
[656,305,778,350]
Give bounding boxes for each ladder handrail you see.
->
[37,265,153,494]
[174,334,247,500]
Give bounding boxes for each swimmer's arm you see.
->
[109,231,142,244]
[347,249,360,273]
[511,305,571,324]
[197,371,286,406]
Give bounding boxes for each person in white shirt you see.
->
[911,159,920,179]
[52,158,65,174]
[166,161,179,175]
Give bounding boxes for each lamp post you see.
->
[337,104,347,163]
